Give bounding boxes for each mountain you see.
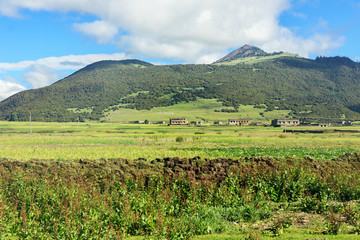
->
[215,44,270,63]
[1,47,360,122]
[76,59,153,73]
[214,44,290,64]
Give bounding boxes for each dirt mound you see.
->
[0,158,162,182]
[161,155,359,182]
[0,153,359,183]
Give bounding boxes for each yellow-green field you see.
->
[0,121,359,160]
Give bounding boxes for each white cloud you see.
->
[0,78,26,100]
[290,11,307,19]
[22,65,59,89]
[73,20,118,44]
[4,75,19,83]
[260,28,345,58]
[0,53,127,72]
[0,52,127,98]
[0,0,345,63]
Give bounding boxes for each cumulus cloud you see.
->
[22,65,59,89]
[0,52,127,98]
[0,0,345,63]
[73,20,118,44]
[0,53,127,72]
[0,78,26,100]
[260,28,345,58]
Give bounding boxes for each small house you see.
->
[170,117,188,125]
[271,119,300,127]
[342,120,352,126]
[132,120,145,124]
[228,119,250,126]
[191,121,203,126]
[249,121,263,126]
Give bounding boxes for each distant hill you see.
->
[75,59,153,73]
[1,47,360,122]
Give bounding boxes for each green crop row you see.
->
[170,146,357,160]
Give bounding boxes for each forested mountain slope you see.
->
[0,53,360,122]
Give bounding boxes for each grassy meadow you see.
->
[1,121,360,239]
[0,121,359,160]
[102,99,291,124]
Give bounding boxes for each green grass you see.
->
[67,107,93,113]
[170,146,357,160]
[103,98,290,123]
[0,122,360,160]
[192,233,358,240]
[127,233,359,240]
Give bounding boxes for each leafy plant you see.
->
[343,205,360,234]
[269,217,292,236]
[325,207,342,235]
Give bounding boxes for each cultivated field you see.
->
[1,121,360,239]
[0,121,359,160]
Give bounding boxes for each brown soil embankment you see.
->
[1,153,360,183]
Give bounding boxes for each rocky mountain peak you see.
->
[215,45,270,63]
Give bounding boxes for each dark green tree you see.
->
[9,112,18,121]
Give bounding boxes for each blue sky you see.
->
[0,0,359,100]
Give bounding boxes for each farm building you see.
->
[131,120,145,124]
[228,119,250,126]
[154,121,166,124]
[271,119,300,127]
[319,123,331,127]
[169,117,188,125]
[249,121,263,126]
[342,120,352,126]
[191,121,203,126]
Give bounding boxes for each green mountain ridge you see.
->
[1,46,360,122]
[73,59,153,73]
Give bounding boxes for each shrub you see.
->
[269,217,292,236]
[176,136,184,142]
[343,205,360,234]
[325,207,342,235]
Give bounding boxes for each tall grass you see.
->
[1,159,360,239]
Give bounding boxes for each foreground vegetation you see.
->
[1,122,360,239]
[1,154,360,239]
